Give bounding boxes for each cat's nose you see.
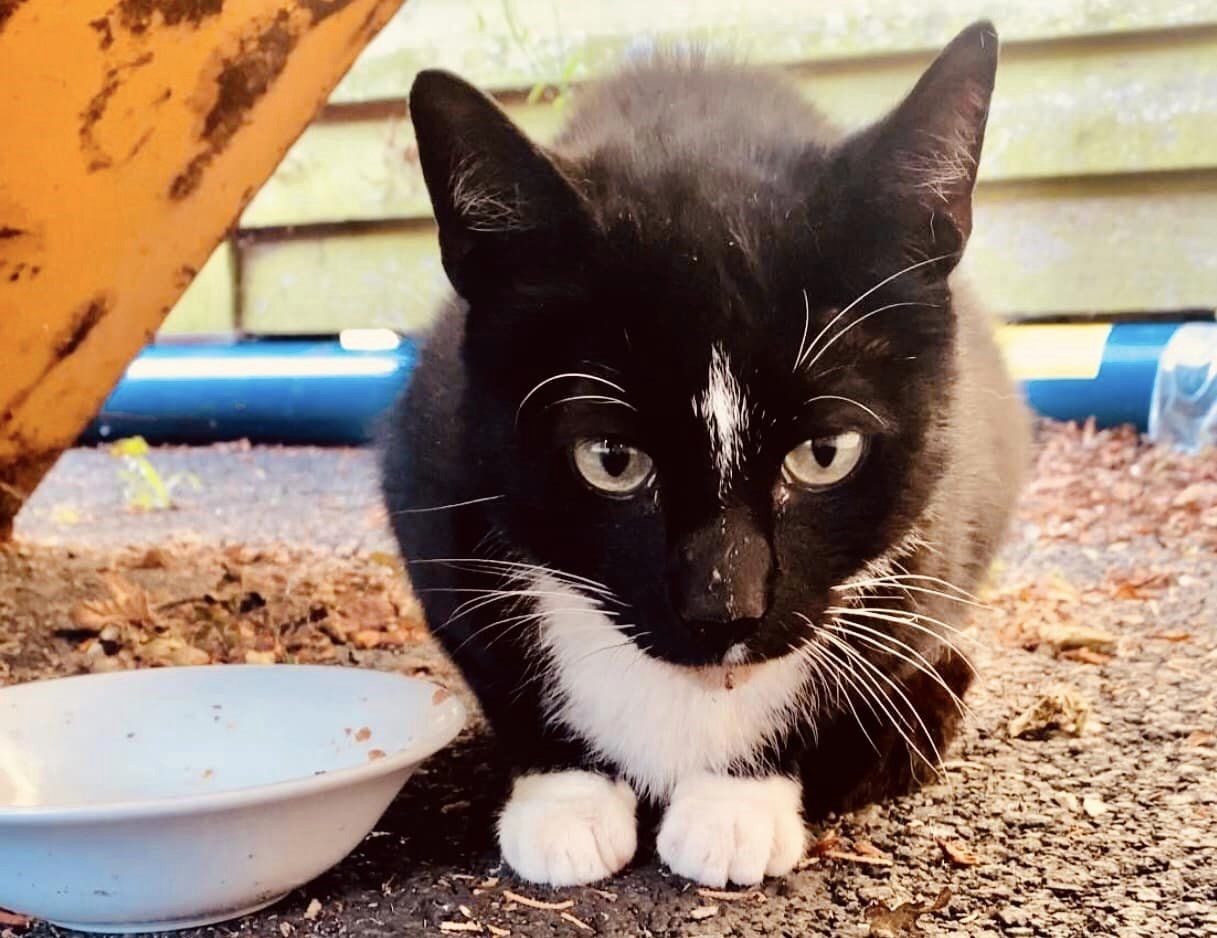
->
[671,510,772,630]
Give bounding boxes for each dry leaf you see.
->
[1185,731,1214,747]
[1059,647,1113,666]
[1037,621,1117,654]
[559,912,592,932]
[936,838,980,866]
[864,888,951,937]
[1008,685,1091,739]
[0,911,31,929]
[500,891,574,912]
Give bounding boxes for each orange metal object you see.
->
[0,0,405,536]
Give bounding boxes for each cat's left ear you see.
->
[846,21,998,265]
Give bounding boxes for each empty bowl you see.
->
[0,665,465,933]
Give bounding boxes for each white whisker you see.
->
[543,395,638,412]
[794,252,954,372]
[802,394,889,429]
[803,301,938,377]
[792,287,812,372]
[390,494,504,515]
[515,372,628,425]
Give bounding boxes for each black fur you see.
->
[382,22,1028,816]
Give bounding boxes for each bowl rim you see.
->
[0,665,466,825]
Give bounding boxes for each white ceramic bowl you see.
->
[0,665,465,934]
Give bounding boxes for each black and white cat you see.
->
[382,21,1029,888]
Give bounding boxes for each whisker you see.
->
[389,494,504,516]
[792,288,812,373]
[830,617,970,717]
[542,395,638,413]
[824,631,946,775]
[515,372,628,425]
[407,556,619,601]
[802,394,889,429]
[794,252,955,372]
[842,572,980,601]
[803,301,939,377]
[826,602,976,656]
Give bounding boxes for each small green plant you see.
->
[108,436,200,511]
[495,0,588,110]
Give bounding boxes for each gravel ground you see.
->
[4,423,1216,937]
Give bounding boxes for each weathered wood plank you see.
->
[333,0,1217,102]
[243,32,1217,227]
[240,226,447,334]
[160,243,237,334]
[241,172,1217,332]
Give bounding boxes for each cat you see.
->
[381,20,1030,888]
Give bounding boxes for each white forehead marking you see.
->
[693,343,749,498]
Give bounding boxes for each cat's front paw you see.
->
[657,773,806,887]
[497,770,638,886]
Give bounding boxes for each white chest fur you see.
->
[533,579,812,800]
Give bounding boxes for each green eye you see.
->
[572,439,654,496]
[782,431,865,489]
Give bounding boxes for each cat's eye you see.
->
[572,439,654,496]
[782,431,865,489]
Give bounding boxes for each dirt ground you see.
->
[2,422,1215,937]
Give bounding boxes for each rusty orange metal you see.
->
[0,0,406,537]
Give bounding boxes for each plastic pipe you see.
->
[81,332,417,446]
[82,321,1192,446]
[997,321,1184,431]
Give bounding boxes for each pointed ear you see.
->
[848,21,998,265]
[409,69,592,300]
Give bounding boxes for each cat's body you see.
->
[382,22,1029,888]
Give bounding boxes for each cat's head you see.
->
[409,23,998,667]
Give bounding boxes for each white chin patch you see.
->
[498,770,638,887]
[657,773,807,887]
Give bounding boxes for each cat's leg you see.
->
[498,768,638,886]
[656,772,807,887]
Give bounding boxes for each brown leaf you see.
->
[1008,685,1091,739]
[1185,731,1215,747]
[352,629,384,649]
[0,910,31,929]
[865,888,951,936]
[1037,621,1117,654]
[936,838,980,866]
[1059,647,1114,666]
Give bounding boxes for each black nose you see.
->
[671,509,772,631]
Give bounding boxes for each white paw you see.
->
[498,770,638,886]
[657,773,806,887]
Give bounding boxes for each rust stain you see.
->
[57,296,109,359]
[0,226,26,239]
[297,0,358,26]
[79,52,156,172]
[168,0,361,201]
[0,450,57,540]
[89,15,115,50]
[0,0,27,32]
[170,12,296,200]
[117,0,224,33]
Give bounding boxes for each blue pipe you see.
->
[81,321,1192,446]
[1009,321,1183,432]
[81,333,417,446]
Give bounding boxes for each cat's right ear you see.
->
[409,70,593,300]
